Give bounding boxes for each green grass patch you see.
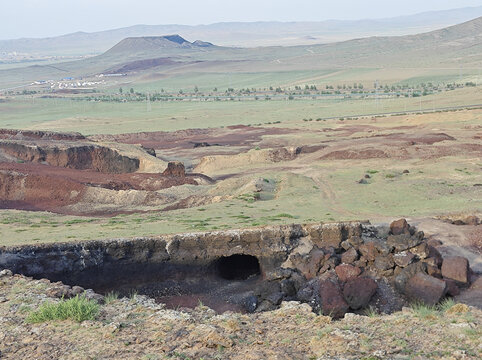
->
[27,295,100,323]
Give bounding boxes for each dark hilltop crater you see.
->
[103,34,216,55]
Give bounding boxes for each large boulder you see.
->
[441,256,469,284]
[343,277,378,310]
[319,279,349,318]
[405,272,447,305]
[390,218,410,235]
[387,232,423,252]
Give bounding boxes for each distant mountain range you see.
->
[1,6,482,56]
[0,16,480,90]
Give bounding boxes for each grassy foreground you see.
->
[0,273,480,359]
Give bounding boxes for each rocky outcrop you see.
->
[162,161,185,177]
[0,220,474,316]
[0,141,139,173]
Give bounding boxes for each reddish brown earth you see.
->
[89,125,298,159]
[0,162,198,215]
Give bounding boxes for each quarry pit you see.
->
[1,220,477,317]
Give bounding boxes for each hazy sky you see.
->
[1,0,481,40]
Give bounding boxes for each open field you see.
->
[1,87,480,135]
[1,107,480,245]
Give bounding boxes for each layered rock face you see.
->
[0,141,139,173]
[0,220,474,317]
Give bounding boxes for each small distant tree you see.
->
[119,87,123,94]
[129,88,134,94]
[213,87,218,91]
[194,85,199,93]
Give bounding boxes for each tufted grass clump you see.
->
[410,301,438,319]
[27,295,100,323]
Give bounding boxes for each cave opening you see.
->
[215,254,261,280]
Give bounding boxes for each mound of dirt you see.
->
[320,148,388,160]
[195,147,300,174]
[389,132,456,145]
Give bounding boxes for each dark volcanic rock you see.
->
[343,277,377,310]
[280,279,297,297]
[387,233,423,252]
[243,295,258,313]
[444,279,461,297]
[441,256,469,284]
[319,279,349,318]
[394,262,427,292]
[405,272,447,305]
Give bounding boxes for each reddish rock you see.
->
[409,242,429,259]
[444,279,461,297]
[390,218,410,235]
[393,251,415,267]
[320,223,344,248]
[290,249,325,280]
[341,248,358,264]
[319,280,349,318]
[374,255,395,271]
[347,236,363,247]
[335,264,361,282]
[441,257,469,284]
[162,161,185,177]
[343,277,378,310]
[405,272,447,305]
[359,242,379,262]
